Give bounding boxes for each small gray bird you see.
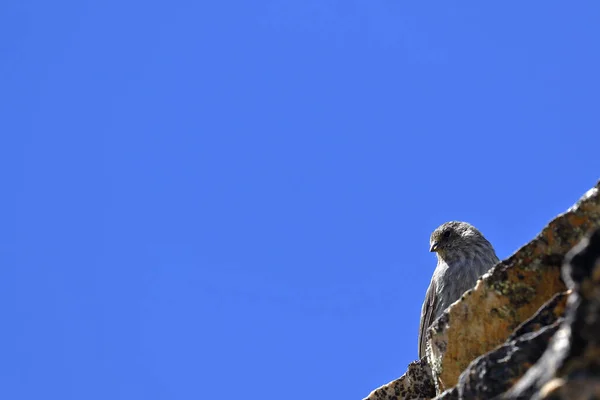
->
[418,221,499,359]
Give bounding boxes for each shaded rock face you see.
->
[456,321,560,399]
[428,183,600,392]
[363,358,435,400]
[438,292,568,399]
[362,181,600,400]
[507,292,569,341]
[503,228,600,400]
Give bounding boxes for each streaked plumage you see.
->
[418,221,499,359]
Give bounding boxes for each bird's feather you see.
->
[418,278,438,359]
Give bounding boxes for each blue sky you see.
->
[2,1,600,399]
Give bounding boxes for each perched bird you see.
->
[418,221,499,359]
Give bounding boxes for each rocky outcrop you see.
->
[362,180,600,400]
[507,291,569,341]
[363,359,435,400]
[454,320,560,399]
[503,228,600,399]
[438,292,569,399]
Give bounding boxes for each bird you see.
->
[418,221,499,359]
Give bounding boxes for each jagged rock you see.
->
[503,228,600,399]
[429,291,567,399]
[507,291,568,341]
[363,358,436,400]
[427,183,600,393]
[458,321,560,399]
[428,291,568,399]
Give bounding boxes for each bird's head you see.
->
[429,221,489,256]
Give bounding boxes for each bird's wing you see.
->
[418,279,438,359]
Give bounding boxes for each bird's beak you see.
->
[430,242,438,252]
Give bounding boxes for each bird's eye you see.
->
[443,230,451,239]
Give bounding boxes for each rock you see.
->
[427,182,600,393]
[428,291,567,399]
[503,228,600,399]
[507,291,569,341]
[457,321,560,399]
[363,358,436,400]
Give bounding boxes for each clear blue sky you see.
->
[2,1,600,399]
